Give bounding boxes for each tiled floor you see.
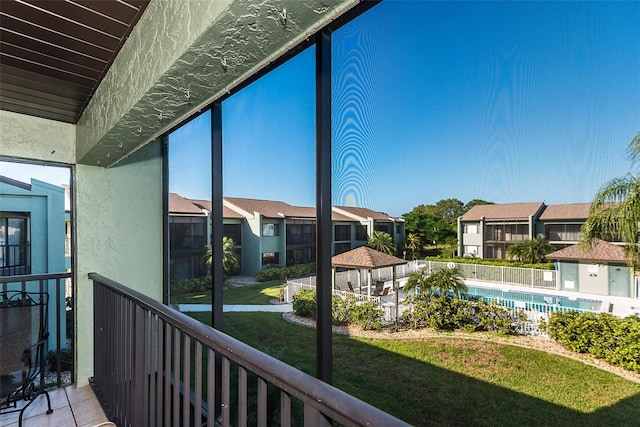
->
[0,385,112,427]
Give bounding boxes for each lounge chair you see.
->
[381,287,390,296]
[347,282,355,292]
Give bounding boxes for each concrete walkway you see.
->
[178,303,292,313]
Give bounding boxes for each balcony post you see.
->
[315,28,332,386]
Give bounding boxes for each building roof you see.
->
[169,193,206,215]
[546,239,627,264]
[461,202,545,222]
[332,246,407,269]
[539,203,591,221]
[188,198,245,219]
[224,197,315,219]
[333,206,401,222]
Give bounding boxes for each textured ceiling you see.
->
[0,0,150,124]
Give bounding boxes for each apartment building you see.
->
[169,193,404,277]
[458,202,622,259]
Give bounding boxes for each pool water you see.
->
[465,285,602,312]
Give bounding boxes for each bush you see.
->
[292,289,316,318]
[548,311,640,373]
[178,276,212,293]
[351,301,383,330]
[293,291,382,330]
[403,295,521,334]
[255,263,316,282]
[332,295,356,325]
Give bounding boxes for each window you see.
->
[547,224,581,242]
[355,225,368,241]
[334,224,350,241]
[464,224,478,234]
[334,242,351,255]
[224,223,242,245]
[395,224,402,235]
[0,215,30,276]
[262,252,279,266]
[169,217,206,251]
[374,222,392,235]
[262,223,280,237]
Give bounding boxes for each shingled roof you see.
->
[546,239,627,264]
[188,198,245,219]
[539,203,591,221]
[332,246,406,269]
[169,193,206,215]
[333,206,400,221]
[461,202,545,221]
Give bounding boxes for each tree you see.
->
[405,266,467,298]
[506,236,554,264]
[205,236,240,275]
[404,233,421,259]
[582,132,640,267]
[367,230,395,255]
[434,199,465,225]
[403,208,455,246]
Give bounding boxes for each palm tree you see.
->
[404,266,467,298]
[582,132,640,268]
[506,236,554,264]
[367,230,395,255]
[404,233,421,259]
[205,236,240,275]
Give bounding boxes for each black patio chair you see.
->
[0,290,53,426]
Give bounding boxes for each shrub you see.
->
[332,295,356,326]
[178,276,212,293]
[548,311,640,373]
[403,295,521,334]
[351,301,383,330]
[255,263,316,282]
[292,289,316,318]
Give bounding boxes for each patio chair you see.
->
[0,290,53,426]
[374,281,385,293]
[381,287,390,296]
[347,282,355,292]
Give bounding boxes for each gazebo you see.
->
[331,246,407,296]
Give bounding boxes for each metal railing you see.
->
[0,272,72,388]
[426,260,556,289]
[90,273,409,427]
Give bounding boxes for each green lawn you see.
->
[188,311,640,427]
[171,280,283,305]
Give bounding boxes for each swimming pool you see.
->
[465,285,602,312]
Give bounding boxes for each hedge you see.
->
[546,311,640,373]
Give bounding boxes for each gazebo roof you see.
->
[331,246,407,269]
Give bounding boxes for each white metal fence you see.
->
[285,279,381,304]
[426,260,556,289]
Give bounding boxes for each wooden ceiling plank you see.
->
[0,14,113,62]
[72,0,142,25]
[1,53,97,88]
[0,86,83,110]
[0,1,121,50]
[1,64,92,96]
[28,0,131,38]
[1,42,104,79]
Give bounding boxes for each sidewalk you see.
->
[178,303,292,313]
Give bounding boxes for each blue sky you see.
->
[167,1,635,217]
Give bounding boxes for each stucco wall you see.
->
[75,140,163,386]
[0,110,75,164]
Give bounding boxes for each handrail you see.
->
[0,272,72,283]
[89,272,410,426]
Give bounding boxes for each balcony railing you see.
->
[90,273,409,426]
[0,272,72,388]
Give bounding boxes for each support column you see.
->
[315,29,332,385]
